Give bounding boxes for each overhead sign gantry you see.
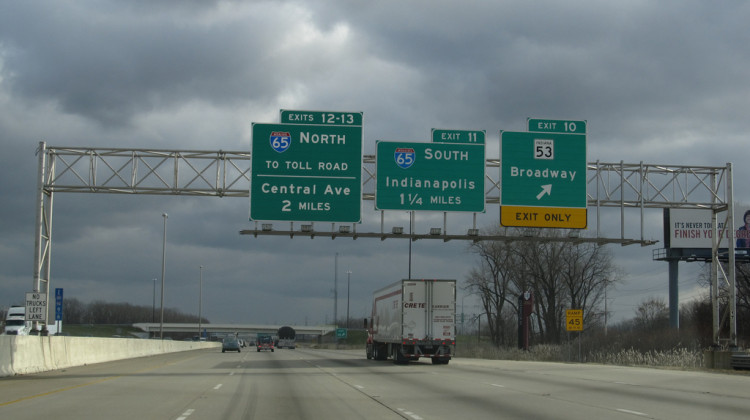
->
[31,114,738,347]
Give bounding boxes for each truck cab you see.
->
[3,306,30,335]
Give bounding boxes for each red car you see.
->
[256,335,274,352]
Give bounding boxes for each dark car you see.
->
[222,336,241,353]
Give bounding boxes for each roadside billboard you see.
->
[666,204,750,249]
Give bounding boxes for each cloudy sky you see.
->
[1,1,748,328]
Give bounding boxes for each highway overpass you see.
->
[132,323,336,337]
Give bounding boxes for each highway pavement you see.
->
[1,346,749,419]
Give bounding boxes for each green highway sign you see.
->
[528,118,586,134]
[250,122,362,222]
[336,328,347,339]
[431,129,485,144]
[501,131,587,228]
[280,109,363,126]
[376,141,485,212]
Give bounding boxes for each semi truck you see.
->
[3,306,31,335]
[2,306,59,335]
[365,279,456,365]
[277,326,296,349]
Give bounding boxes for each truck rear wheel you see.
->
[393,346,408,365]
[374,344,388,361]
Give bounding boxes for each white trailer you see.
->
[366,279,456,364]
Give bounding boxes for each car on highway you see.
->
[256,334,274,352]
[221,336,241,353]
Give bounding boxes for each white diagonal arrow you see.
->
[536,184,552,200]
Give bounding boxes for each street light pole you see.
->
[408,212,413,279]
[152,278,156,338]
[604,278,608,338]
[346,270,352,329]
[461,294,466,336]
[160,213,168,339]
[477,314,481,345]
[198,265,203,339]
[152,278,157,322]
[334,253,338,328]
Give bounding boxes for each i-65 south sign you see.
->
[376,141,485,212]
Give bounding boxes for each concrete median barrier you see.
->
[0,335,220,377]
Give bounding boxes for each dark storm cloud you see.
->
[1,0,749,324]
[307,1,750,141]
[0,1,304,126]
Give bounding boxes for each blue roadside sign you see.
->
[55,288,63,321]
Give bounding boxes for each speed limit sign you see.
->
[566,309,583,331]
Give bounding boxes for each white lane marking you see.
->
[176,408,194,420]
[490,383,505,388]
[229,372,235,376]
[355,385,365,389]
[398,408,424,420]
[616,408,649,417]
[214,384,223,390]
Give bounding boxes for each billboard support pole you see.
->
[668,260,679,329]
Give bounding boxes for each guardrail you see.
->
[731,353,750,370]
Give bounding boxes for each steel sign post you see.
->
[375,141,485,212]
[250,121,362,222]
[501,131,587,228]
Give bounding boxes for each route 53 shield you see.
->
[270,131,291,153]
[394,148,415,169]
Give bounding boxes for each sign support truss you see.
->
[32,143,736,345]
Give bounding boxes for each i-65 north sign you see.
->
[501,131,586,228]
[250,122,362,222]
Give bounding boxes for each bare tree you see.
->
[466,228,619,345]
[515,233,568,343]
[61,298,205,325]
[560,238,620,328]
[466,227,522,346]
[634,297,669,331]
